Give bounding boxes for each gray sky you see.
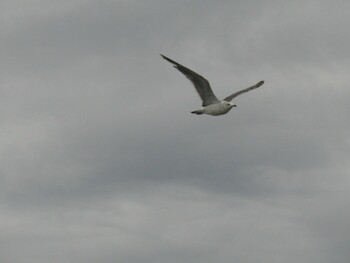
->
[2,0,350,262]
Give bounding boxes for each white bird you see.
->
[161,54,264,116]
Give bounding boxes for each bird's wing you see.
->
[223,80,264,102]
[161,54,220,106]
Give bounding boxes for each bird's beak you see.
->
[233,104,237,107]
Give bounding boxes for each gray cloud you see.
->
[1,0,350,262]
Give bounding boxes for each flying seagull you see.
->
[161,54,264,116]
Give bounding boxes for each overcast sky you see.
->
[2,0,350,262]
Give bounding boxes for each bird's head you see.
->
[223,101,236,109]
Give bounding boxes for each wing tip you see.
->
[160,54,172,63]
[257,80,264,87]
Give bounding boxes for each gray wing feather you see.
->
[223,80,264,102]
[161,54,220,106]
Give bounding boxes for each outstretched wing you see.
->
[223,81,264,102]
[161,54,220,106]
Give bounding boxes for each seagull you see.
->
[161,54,264,116]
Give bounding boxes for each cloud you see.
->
[1,0,350,262]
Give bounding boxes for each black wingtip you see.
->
[160,54,170,61]
[160,54,168,61]
[257,80,264,87]
[161,54,181,69]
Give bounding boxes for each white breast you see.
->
[203,103,230,116]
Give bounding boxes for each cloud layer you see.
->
[1,0,350,262]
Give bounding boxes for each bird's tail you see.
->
[191,109,204,115]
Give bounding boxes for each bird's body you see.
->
[191,101,235,116]
[161,54,264,116]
